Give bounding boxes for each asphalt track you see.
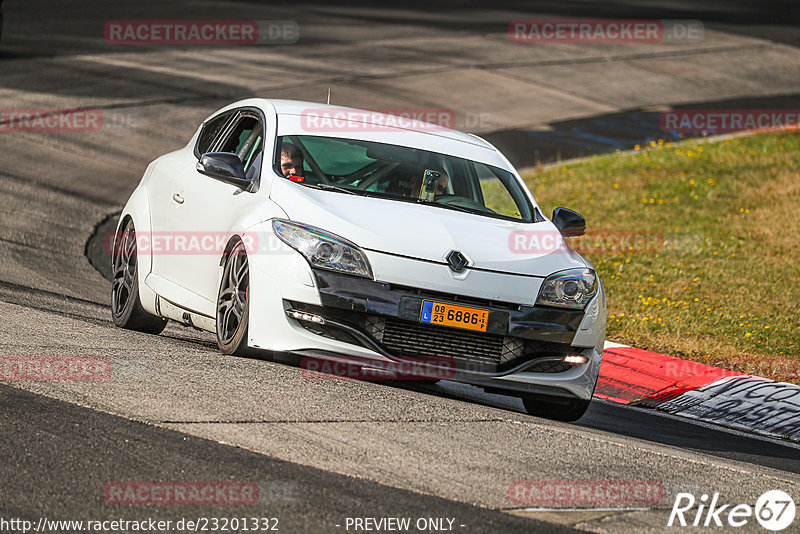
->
[1,1,799,533]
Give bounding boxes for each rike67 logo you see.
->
[669,490,796,531]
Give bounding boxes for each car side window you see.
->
[447,158,482,202]
[195,111,235,157]
[475,162,528,220]
[215,113,264,181]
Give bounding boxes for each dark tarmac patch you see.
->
[85,211,120,282]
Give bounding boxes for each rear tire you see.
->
[216,240,250,355]
[522,395,591,422]
[111,219,168,334]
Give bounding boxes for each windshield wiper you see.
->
[305,183,358,195]
[415,198,475,215]
[303,184,483,216]
[308,184,396,200]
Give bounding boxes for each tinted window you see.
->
[277,135,533,222]
[196,111,234,156]
[220,116,260,155]
[218,115,264,180]
[299,136,373,176]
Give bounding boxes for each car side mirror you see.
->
[552,207,586,237]
[196,152,252,189]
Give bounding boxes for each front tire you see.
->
[522,394,591,422]
[216,240,250,355]
[111,219,168,334]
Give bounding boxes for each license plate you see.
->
[419,300,489,332]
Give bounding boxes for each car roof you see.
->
[207,98,513,170]
[217,98,497,151]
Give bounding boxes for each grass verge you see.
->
[522,131,800,383]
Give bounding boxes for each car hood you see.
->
[270,178,588,277]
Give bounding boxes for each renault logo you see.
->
[446,250,468,273]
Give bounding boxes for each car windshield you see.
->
[275,135,535,222]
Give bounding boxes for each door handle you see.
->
[172,192,184,204]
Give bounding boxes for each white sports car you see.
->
[112,99,605,421]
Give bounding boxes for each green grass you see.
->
[522,132,800,383]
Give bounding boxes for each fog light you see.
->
[287,309,325,324]
[563,354,588,365]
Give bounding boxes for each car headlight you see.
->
[536,268,598,309]
[272,219,373,279]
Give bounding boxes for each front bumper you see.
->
[291,270,602,398]
[246,241,604,401]
[312,270,585,345]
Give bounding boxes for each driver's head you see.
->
[280,142,304,178]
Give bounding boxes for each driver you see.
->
[280,142,304,178]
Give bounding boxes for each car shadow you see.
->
[396,378,800,474]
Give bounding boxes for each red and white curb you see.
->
[597,341,800,442]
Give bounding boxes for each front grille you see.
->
[372,317,506,367]
[289,301,575,374]
[526,360,572,374]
